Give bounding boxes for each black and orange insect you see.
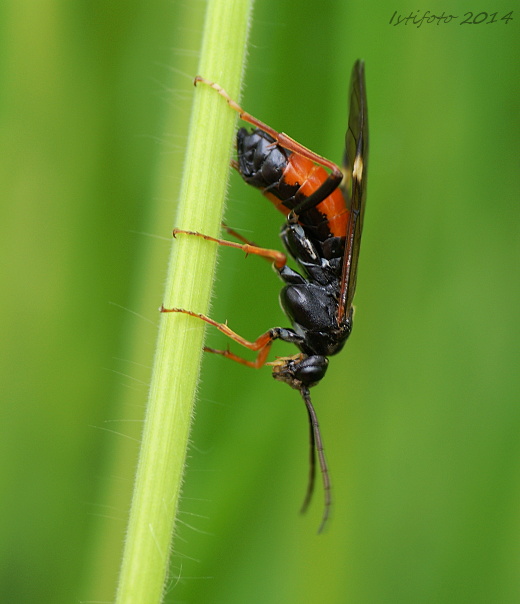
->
[162,60,368,531]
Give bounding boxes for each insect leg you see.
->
[160,305,302,368]
[173,228,286,269]
[221,223,257,247]
[194,76,344,214]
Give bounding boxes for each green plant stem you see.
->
[115,1,253,602]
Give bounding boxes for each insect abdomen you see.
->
[236,128,349,241]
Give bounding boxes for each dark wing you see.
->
[337,60,368,322]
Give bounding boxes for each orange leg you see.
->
[194,76,343,216]
[160,306,279,368]
[194,76,342,180]
[173,228,286,270]
[221,223,257,247]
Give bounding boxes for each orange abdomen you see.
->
[265,153,348,238]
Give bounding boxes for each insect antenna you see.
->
[300,403,316,515]
[300,386,331,533]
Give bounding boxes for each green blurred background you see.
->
[1,1,518,603]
